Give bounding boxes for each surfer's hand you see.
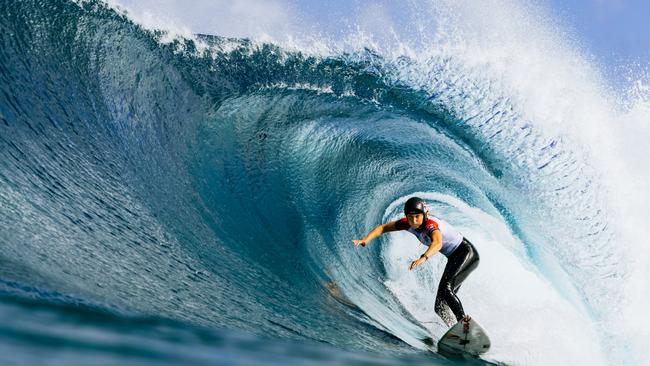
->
[352,240,366,247]
[409,257,427,270]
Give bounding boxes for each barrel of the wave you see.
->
[352,197,491,358]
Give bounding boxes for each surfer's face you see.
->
[406,213,424,228]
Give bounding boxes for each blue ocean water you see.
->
[1,0,643,365]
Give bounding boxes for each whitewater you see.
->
[0,0,648,365]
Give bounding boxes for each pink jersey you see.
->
[395,216,463,256]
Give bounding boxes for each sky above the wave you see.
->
[546,0,648,84]
[108,0,648,88]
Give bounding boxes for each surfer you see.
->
[352,197,479,326]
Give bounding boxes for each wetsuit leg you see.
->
[434,239,479,322]
[452,241,480,292]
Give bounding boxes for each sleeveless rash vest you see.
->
[395,216,463,256]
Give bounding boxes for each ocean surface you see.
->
[1,1,648,365]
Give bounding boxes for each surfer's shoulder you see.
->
[393,217,409,230]
[425,218,439,231]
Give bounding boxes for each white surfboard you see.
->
[438,316,491,357]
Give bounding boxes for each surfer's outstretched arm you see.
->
[352,221,399,247]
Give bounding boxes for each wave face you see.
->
[0,1,640,365]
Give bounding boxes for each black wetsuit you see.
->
[435,237,480,324]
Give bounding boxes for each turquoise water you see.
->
[1,1,638,365]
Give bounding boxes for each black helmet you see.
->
[404,197,428,231]
[404,197,427,216]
